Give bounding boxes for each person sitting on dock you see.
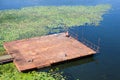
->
[65,31,70,37]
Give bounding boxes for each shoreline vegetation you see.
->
[0,4,110,80]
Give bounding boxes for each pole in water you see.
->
[97,38,100,53]
[81,26,84,41]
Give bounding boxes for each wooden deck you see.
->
[4,33,96,72]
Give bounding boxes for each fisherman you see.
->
[65,31,70,37]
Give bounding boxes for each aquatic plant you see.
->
[0,5,111,55]
[0,63,65,80]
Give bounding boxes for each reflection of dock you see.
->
[50,55,95,70]
[4,33,96,72]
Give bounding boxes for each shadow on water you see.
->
[50,55,95,70]
[37,55,97,80]
[52,55,97,79]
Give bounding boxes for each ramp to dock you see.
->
[0,54,13,64]
[4,33,96,72]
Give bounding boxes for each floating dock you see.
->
[4,33,96,72]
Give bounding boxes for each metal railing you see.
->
[80,38,100,53]
[69,31,79,40]
[69,31,100,53]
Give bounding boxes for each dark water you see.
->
[0,0,120,80]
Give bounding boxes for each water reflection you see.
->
[50,55,97,80]
[50,55,96,70]
[37,55,96,73]
[37,55,97,80]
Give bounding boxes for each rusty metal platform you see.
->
[4,33,96,72]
